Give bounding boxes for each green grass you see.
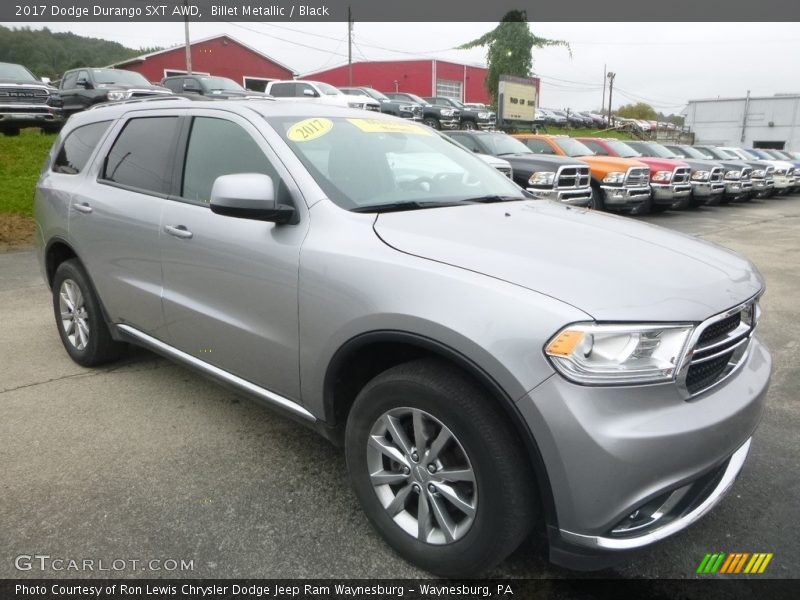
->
[0,129,56,217]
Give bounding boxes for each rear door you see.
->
[68,110,184,337]
[158,109,309,400]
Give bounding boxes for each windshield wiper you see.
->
[351,200,472,214]
[461,195,525,204]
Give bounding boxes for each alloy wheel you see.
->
[59,279,90,350]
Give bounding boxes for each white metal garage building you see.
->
[684,93,800,151]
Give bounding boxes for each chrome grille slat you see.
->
[691,335,751,365]
[625,167,650,188]
[556,166,590,190]
[672,167,690,184]
[0,87,49,104]
[710,167,724,183]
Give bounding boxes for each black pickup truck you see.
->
[384,92,460,130]
[445,130,592,206]
[424,96,496,130]
[340,86,422,120]
[59,68,172,116]
[161,75,270,100]
[0,61,63,135]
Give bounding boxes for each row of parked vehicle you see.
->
[442,130,799,214]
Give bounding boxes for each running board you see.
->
[116,324,316,422]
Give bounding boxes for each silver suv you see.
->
[35,99,771,576]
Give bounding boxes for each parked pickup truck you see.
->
[339,86,422,120]
[714,147,776,198]
[384,92,460,130]
[59,68,172,117]
[738,148,796,196]
[761,149,800,193]
[0,61,63,135]
[445,131,592,206]
[423,96,496,131]
[267,80,380,112]
[579,138,693,211]
[161,75,270,100]
[512,134,650,213]
[665,144,750,203]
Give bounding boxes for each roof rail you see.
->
[87,95,189,110]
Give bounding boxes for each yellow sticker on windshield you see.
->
[347,118,431,136]
[288,118,334,142]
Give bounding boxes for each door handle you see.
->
[73,202,92,214]
[164,224,193,239]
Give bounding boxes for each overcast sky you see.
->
[13,21,800,113]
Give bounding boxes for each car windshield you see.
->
[735,149,761,160]
[91,69,151,86]
[0,63,38,81]
[481,133,532,156]
[268,116,525,211]
[444,98,465,109]
[606,140,640,158]
[199,76,244,91]
[401,93,430,106]
[675,146,709,159]
[715,148,741,160]
[628,142,677,158]
[363,88,389,101]
[314,82,341,96]
[696,147,725,160]
[554,138,594,157]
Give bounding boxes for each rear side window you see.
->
[162,78,183,93]
[103,116,180,195]
[53,121,111,174]
[181,117,279,203]
[269,82,294,97]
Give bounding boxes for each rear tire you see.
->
[345,358,536,577]
[52,259,124,367]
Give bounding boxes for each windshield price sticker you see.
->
[287,118,334,142]
[347,118,431,135]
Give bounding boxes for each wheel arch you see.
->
[322,329,559,530]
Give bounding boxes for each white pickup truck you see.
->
[266,80,380,112]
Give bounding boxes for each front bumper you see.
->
[773,175,794,190]
[752,178,775,196]
[516,335,770,563]
[651,182,692,206]
[691,180,725,200]
[527,186,592,206]
[600,185,651,209]
[476,120,496,131]
[0,104,63,128]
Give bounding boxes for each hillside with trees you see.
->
[0,26,160,80]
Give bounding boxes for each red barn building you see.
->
[111,34,296,91]
[307,59,539,106]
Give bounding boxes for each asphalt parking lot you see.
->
[1,194,798,580]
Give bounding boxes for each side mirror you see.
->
[77,78,91,89]
[183,84,201,93]
[302,88,317,97]
[210,173,294,224]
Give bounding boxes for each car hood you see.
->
[373,201,762,322]
[634,157,688,171]
[677,158,723,170]
[0,78,49,87]
[578,155,648,171]
[98,83,170,92]
[499,153,588,169]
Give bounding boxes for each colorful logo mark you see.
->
[697,552,773,574]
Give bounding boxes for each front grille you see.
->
[788,168,796,177]
[710,167,724,182]
[625,167,650,188]
[679,299,758,397]
[365,104,380,112]
[672,167,690,184]
[741,167,752,181]
[557,166,590,189]
[0,87,49,104]
[0,106,53,114]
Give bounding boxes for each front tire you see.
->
[52,259,124,367]
[462,120,477,131]
[423,117,441,130]
[345,359,536,577]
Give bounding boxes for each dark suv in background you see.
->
[340,86,422,120]
[423,96,496,130]
[384,92,459,130]
[59,68,172,116]
[161,75,270,100]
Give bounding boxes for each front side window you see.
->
[521,139,555,155]
[61,72,78,90]
[182,117,278,203]
[554,138,594,157]
[268,116,524,211]
[53,121,111,174]
[581,140,609,156]
[103,116,180,194]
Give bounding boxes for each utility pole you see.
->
[347,6,353,86]
[607,71,616,127]
[183,0,192,75]
[601,64,606,116]
[741,89,751,143]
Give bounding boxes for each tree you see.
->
[616,102,658,121]
[458,11,569,104]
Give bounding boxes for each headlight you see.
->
[106,90,128,102]
[691,170,710,181]
[752,169,766,178]
[724,169,741,180]
[477,111,491,119]
[651,170,672,182]
[545,322,693,385]
[603,171,625,184]
[528,172,556,186]
[440,108,455,117]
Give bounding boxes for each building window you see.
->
[163,69,209,78]
[436,79,463,101]
[243,76,275,92]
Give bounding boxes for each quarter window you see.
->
[181,117,279,203]
[53,121,111,175]
[103,116,180,195]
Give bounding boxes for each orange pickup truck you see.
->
[511,134,651,213]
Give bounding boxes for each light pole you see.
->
[606,72,616,127]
